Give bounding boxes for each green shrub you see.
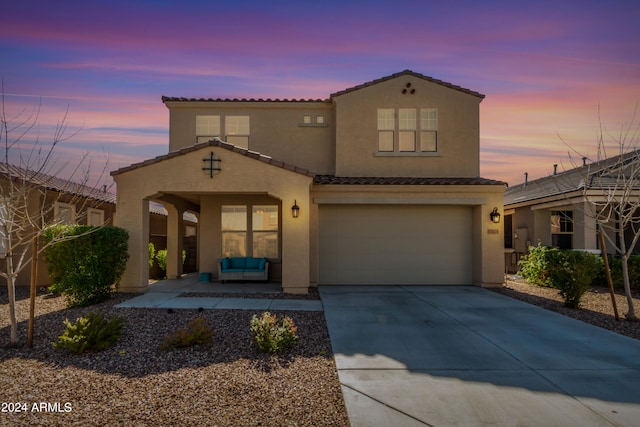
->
[148,242,156,268]
[52,312,125,354]
[593,255,640,291]
[156,248,167,272]
[153,248,186,278]
[250,312,298,353]
[43,225,129,307]
[550,251,601,308]
[518,244,563,287]
[161,316,215,350]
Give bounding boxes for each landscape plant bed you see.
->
[495,278,640,341]
[0,288,348,427]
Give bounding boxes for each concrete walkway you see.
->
[115,274,323,311]
[320,285,640,427]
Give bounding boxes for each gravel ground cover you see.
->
[0,288,348,427]
[495,277,640,341]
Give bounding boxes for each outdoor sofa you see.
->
[218,257,269,282]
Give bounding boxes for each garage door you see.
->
[319,204,473,285]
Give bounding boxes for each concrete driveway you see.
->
[319,285,640,427]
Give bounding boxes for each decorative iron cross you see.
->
[202,152,221,178]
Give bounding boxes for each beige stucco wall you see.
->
[332,76,482,178]
[165,100,335,175]
[113,144,313,294]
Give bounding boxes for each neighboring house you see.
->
[111,70,506,294]
[503,150,640,271]
[0,163,116,288]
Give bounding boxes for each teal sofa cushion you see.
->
[230,257,246,269]
[245,257,261,269]
[258,257,267,270]
[221,257,231,270]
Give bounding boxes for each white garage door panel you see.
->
[319,205,472,285]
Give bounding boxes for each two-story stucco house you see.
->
[111,70,506,294]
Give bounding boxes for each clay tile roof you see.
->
[313,175,506,186]
[330,69,485,99]
[110,138,316,178]
[0,162,116,204]
[161,96,329,103]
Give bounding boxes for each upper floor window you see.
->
[377,108,438,153]
[196,115,220,143]
[377,109,395,152]
[225,116,250,149]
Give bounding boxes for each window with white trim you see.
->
[377,108,438,153]
[377,109,395,152]
[54,202,76,224]
[87,208,104,226]
[221,204,279,258]
[222,205,247,257]
[398,108,416,152]
[420,108,438,152]
[225,116,250,148]
[196,115,220,143]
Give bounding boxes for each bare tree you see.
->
[563,106,640,321]
[0,85,111,345]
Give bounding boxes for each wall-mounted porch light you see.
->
[202,151,221,178]
[490,207,501,223]
[291,200,300,218]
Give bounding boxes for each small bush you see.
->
[148,242,156,268]
[161,316,215,350]
[550,251,601,308]
[518,244,563,287]
[250,312,298,353]
[52,312,125,354]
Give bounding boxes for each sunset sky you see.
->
[1,0,639,187]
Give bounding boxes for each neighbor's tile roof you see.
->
[111,138,316,178]
[504,149,640,205]
[313,175,506,186]
[330,69,485,99]
[0,162,115,204]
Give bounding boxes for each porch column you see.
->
[282,196,310,294]
[165,204,185,279]
[114,198,150,293]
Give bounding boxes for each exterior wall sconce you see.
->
[202,152,221,178]
[291,200,300,218]
[490,207,501,223]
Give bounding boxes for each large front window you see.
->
[222,204,279,258]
